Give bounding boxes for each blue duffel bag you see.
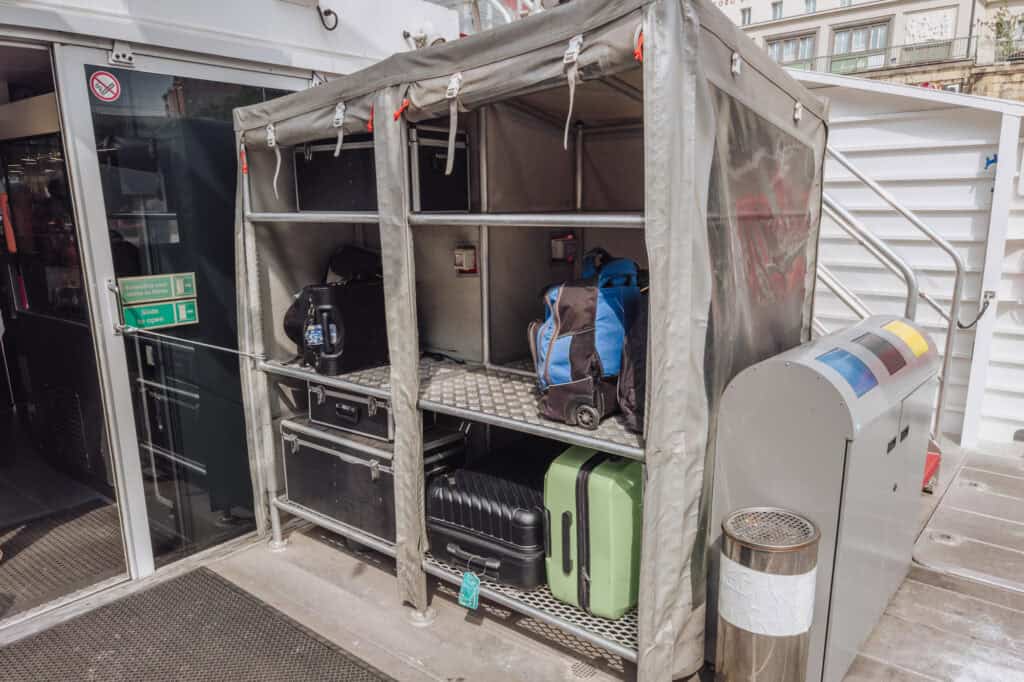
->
[528,249,641,429]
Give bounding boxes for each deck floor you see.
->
[2,438,1023,680]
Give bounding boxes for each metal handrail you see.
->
[822,195,919,319]
[817,265,873,320]
[827,146,966,437]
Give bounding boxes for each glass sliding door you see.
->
[0,44,128,622]
[54,46,303,571]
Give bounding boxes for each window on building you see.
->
[805,0,816,12]
[767,34,816,69]
[831,22,889,73]
[741,7,752,24]
[772,1,783,19]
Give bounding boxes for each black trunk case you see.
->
[283,419,464,543]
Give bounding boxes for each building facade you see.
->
[716,0,1024,98]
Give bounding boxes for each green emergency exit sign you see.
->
[122,299,199,330]
[118,273,196,305]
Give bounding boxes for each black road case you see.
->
[308,384,393,441]
[294,128,469,213]
[282,418,464,544]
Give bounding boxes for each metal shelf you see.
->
[423,553,638,662]
[408,212,644,229]
[259,360,391,401]
[260,358,644,460]
[272,495,396,558]
[245,211,378,224]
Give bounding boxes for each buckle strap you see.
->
[563,34,583,151]
[266,123,281,200]
[445,73,463,176]
[333,101,346,157]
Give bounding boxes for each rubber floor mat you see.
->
[0,568,395,681]
[0,502,125,620]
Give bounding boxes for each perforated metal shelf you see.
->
[423,553,639,662]
[262,357,645,460]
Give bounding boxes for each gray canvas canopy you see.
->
[232,1,827,679]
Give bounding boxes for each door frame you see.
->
[52,43,306,580]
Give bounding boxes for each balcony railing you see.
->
[800,36,976,75]
[995,39,1024,62]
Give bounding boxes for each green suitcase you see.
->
[544,446,643,619]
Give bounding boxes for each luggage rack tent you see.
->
[232,1,828,679]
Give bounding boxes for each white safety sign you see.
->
[89,71,121,103]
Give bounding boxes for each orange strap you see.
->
[239,148,248,176]
[393,98,410,121]
[634,30,644,63]
[1,193,15,254]
[367,105,374,132]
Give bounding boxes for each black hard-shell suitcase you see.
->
[427,469,547,589]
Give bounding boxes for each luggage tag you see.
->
[458,571,480,610]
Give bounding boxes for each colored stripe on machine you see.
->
[883,320,929,358]
[852,332,907,375]
[816,348,878,397]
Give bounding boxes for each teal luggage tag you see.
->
[458,571,480,610]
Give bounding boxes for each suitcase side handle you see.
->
[561,511,574,575]
[544,508,552,558]
[446,543,501,572]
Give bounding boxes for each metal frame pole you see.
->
[240,142,286,551]
[479,108,490,367]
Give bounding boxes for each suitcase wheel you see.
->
[573,403,601,430]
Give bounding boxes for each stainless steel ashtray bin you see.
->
[716,507,821,681]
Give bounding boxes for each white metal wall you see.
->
[800,78,1023,445]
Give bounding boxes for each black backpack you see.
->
[617,292,647,434]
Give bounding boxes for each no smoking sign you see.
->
[89,70,121,103]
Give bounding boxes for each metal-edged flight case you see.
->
[281,418,465,544]
[308,383,394,441]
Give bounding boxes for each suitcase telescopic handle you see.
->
[445,543,500,572]
[561,511,574,575]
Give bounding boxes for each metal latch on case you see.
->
[367,396,379,417]
[283,433,300,454]
[370,460,380,481]
[310,385,326,405]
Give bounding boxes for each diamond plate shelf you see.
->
[262,358,645,460]
[423,553,639,663]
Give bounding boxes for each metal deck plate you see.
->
[424,553,639,661]
[277,358,644,458]
[0,568,395,681]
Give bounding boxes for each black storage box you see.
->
[426,469,547,590]
[282,418,464,544]
[294,128,469,213]
[308,384,393,441]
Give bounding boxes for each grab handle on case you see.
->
[446,543,500,572]
[335,402,360,424]
[544,508,552,558]
[561,511,573,575]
